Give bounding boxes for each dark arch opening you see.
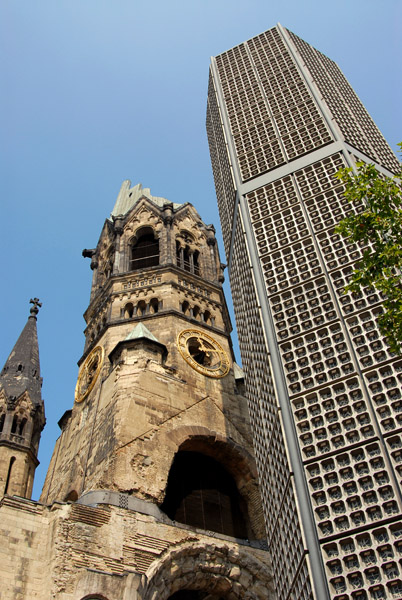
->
[65,490,79,502]
[125,302,134,318]
[161,451,248,539]
[150,298,159,314]
[203,310,211,325]
[130,228,159,271]
[0,413,5,432]
[11,415,18,434]
[183,246,191,272]
[193,250,200,275]
[18,418,27,436]
[137,300,146,316]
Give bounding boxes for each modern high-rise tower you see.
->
[207,24,402,600]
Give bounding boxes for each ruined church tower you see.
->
[0,182,274,599]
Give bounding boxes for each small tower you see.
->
[0,299,45,498]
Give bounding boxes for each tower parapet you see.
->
[80,182,229,356]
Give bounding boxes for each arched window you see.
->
[192,306,200,320]
[176,241,200,276]
[11,415,18,434]
[203,310,211,325]
[182,301,190,315]
[149,298,159,314]
[183,247,191,272]
[124,302,134,318]
[0,413,5,433]
[161,451,248,538]
[130,228,159,271]
[193,250,200,275]
[137,300,146,316]
[18,418,27,436]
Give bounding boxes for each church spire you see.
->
[0,298,43,406]
[0,299,45,499]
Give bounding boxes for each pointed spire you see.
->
[0,299,43,405]
[125,322,160,343]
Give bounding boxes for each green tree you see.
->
[334,145,402,355]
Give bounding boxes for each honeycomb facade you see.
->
[207,24,401,600]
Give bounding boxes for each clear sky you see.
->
[1,0,401,500]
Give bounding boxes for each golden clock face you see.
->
[177,329,230,378]
[75,346,104,403]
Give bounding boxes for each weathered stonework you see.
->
[0,184,275,599]
[0,495,274,599]
[0,304,45,500]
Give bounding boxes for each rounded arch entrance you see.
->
[159,427,266,540]
[161,449,249,538]
[143,541,274,600]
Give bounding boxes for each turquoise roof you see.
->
[125,322,160,343]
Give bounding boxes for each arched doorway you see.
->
[142,540,275,600]
[161,450,248,538]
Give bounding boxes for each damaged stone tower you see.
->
[0,183,273,600]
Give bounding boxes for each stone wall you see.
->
[0,495,275,599]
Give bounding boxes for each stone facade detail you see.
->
[0,184,273,599]
[0,496,274,599]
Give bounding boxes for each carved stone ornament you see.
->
[75,346,105,404]
[177,329,230,378]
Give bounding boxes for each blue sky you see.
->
[1,0,401,500]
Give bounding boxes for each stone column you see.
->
[112,215,124,273]
[163,203,173,264]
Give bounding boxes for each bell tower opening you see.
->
[161,450,248,539]
[130,227,159,271]
[176,237,201,276]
